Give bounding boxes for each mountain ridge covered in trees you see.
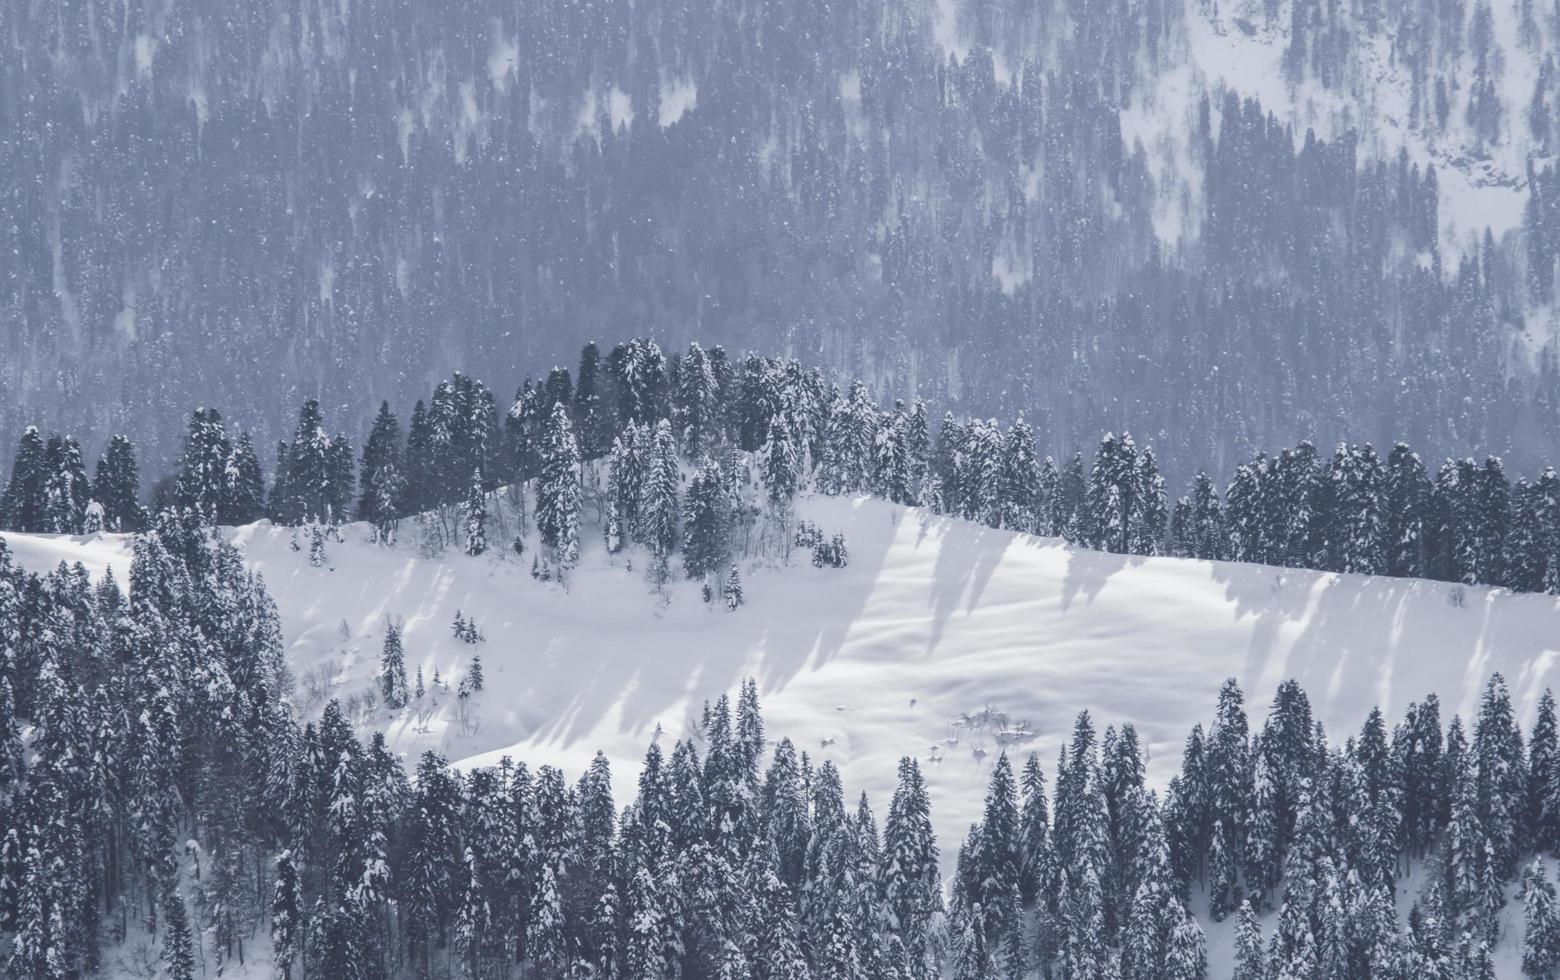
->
[2,339,1558,600]
[5,508,1560,977]
[5,0,1560,482]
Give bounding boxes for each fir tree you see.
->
[537,402,583,571]
[464,469,488,556]
[1525,857,1560,979]
[357,401,403,527]
[723,563,744,610]
[223,431,267,525]
[162,892,196,980]
[175,407,231,525]
[684,463,731,581]
[0,426,49,532]
[93,434,143,532]
[380,622,409,708]
[640,419,681,583]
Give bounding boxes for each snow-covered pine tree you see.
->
[1086,431,1138,554]
[605,422,645,553]
[676,341,722,459]
[723,563,744,610]
[1331,442,1387,575]
[873,403,913,504]
[222,431,267,525]
[175,407,231,525]
[683,463,731,582]
[0,426,49,532]
[1000,419,1042,533]
[1386,442,1432,577]
[639,419,681,584]
[464,469,488,556]
[163,892,196,980]
[537,402,583,571]
[271,850,302,980]
[961,418,1004,526]
[1525,857,1560,978]
[1206,677,1253,921]
[1233,899,1263,979]
[380,622,409,708]
[1132,445,1168,554]
[44,435,90,534]
[1532,690,1560,853]
[93,434,143,532]
[1224,456,1269,564]
[357,401,403,526]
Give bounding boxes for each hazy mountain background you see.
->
[4,0,1559,483]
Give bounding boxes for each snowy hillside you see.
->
[10,492,1559,883]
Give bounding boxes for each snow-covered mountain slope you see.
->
[8,494,1560,886]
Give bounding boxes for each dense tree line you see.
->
[7,517,1560,976]
[2,339,1558,597]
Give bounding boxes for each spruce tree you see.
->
[464,469,488,556]
[175,408,231,525]
[640,419,681,583]
[358,401,403,525]
[163,892,196,980]
[536,402,583,571]
[93,434,143,532]
[0,426,49,532]
[684,463,731,581]
[380,623,409,708]
[223,431,267,525]
[1525,857,1560,979]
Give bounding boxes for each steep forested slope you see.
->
[5,0,1560,479]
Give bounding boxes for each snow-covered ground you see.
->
[10,494,1560,886]
[7,493,1560,973]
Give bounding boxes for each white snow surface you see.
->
[9,494,1560,854]
[7,494,1560,973]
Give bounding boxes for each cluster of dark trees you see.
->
[1,339,1557,597]
[7,515,1560,978]
[950,673,1560,979]
[4,0,1559,492]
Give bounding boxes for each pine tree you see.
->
[640,419,681,582]
[93,434,143,532]
[276,399,353,524]
[163,892,196,980]
[44,435,90,534]
[723,563,744,610]
[175,407,231,525]
[380,623,409,708]
[223,431,267,525]
[1233,899,1264,979]
[1134,446,1168,554]
[1525,857,1560,978]
[676,341,722,458]
[537,402,583,570]
[469,653,484,691]
[1386,442,1432,577]
[684,463,731,581]
[271,850,302,980]
[358,401,403,526]
[464,469,488,556]
[1207,678,1253,921]
[0,426,49,532]
[1087,432,1139,553]
[1533,690,1560,853]
[1000,419,1043,533]
[875,403,914,505]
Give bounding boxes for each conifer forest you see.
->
[6,0,1560,975]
